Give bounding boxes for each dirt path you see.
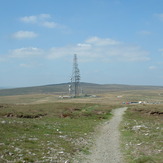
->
[81,107,127,163]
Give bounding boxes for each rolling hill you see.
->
[0,82,163,96]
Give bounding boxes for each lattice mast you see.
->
[71,54,80,97]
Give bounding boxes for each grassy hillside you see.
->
[0,86,162,162]
[0,82,163,96]
[0,102,113,162]
[121,105,163,163]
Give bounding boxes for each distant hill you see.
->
[0,87,10,89]
[0,82,163,96]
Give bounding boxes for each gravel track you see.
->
[81,107,127,163]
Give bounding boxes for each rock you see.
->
[1,121,6,124]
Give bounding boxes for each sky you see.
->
[0,0,163,87]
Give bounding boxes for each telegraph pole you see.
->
[70,54,80,97]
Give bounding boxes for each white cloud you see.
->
[20,14,51,23]
[12,31,38,39]
[42,21,58,28]
[39,14,51,19]
[20,14,60,28]
[48,37,150,62]
[149,66,157,70]
[86,36,120,46]
[158,49,163,55]
[77,43,92,47]
[138,30,151,35]
[20,15,37,23]
[19,62,40,68]
[10,47,43,58]
[0,57,6,62]
[155,13,163,21]
[20,63,32,68]
[4,37,150,63]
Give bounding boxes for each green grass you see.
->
[1,88,163,162]
[0,102,112,162]
[121,105,163,163]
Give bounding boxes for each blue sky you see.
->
[0,0,163,87]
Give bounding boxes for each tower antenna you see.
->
[71,54,80,97]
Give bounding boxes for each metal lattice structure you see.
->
[70,54,80,97]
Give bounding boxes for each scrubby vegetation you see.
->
[0,87,163,162]
[0,103,112,162]
[121,105,163,163]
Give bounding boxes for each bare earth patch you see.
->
[78,107,127,163]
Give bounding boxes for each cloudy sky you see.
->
[0,0,163,87]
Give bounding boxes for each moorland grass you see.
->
[121,104,163,163]
[0,102,112,162]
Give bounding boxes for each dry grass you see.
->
[121,104,163,163]
[0,102,113,162]
[0,89,163,162]
[0,89,163,105]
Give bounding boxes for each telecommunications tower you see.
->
[70,54,80,97]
